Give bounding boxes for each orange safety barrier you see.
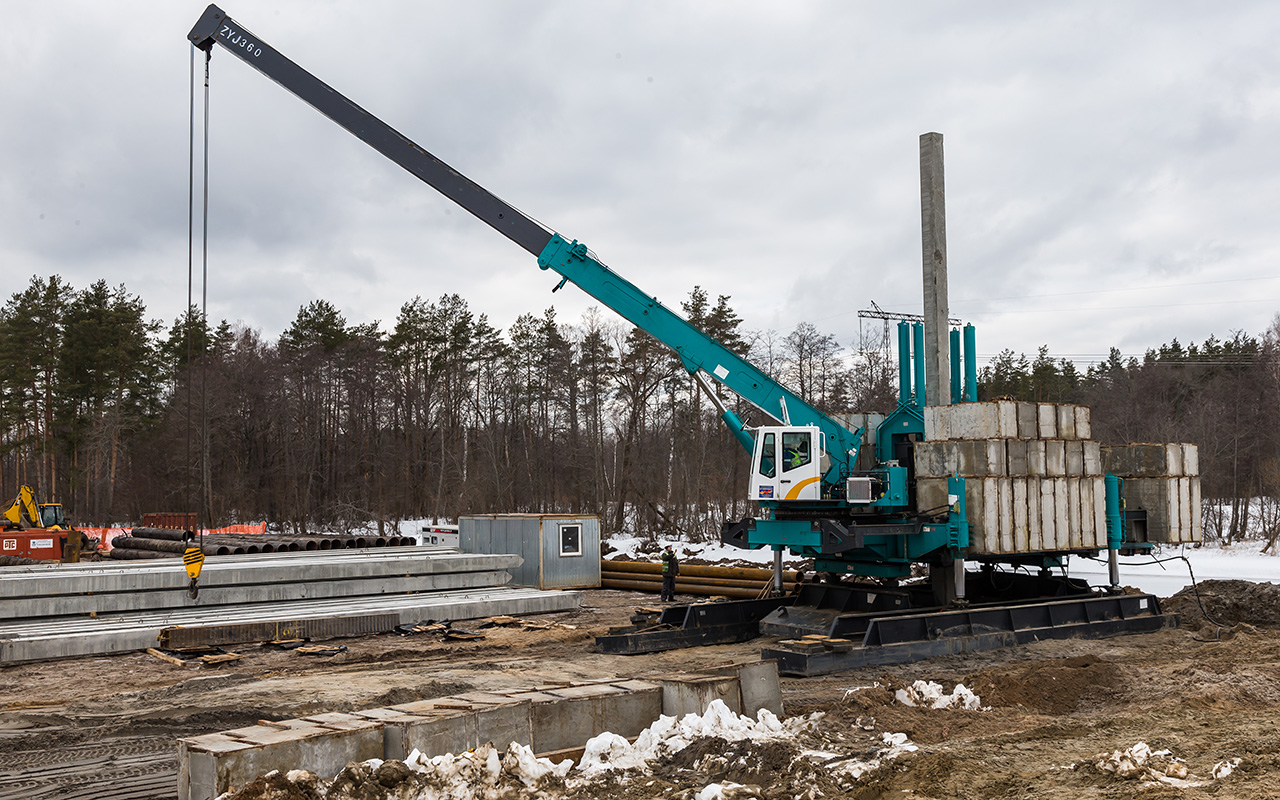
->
[79,523,268,551]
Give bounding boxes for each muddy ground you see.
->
[2,581,1280,799]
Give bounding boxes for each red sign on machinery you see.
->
[0,532,64,560]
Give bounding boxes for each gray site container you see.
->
[459,514,601,590]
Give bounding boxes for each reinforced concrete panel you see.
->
[658,674,742,718]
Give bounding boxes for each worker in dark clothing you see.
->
[661,545,679,602]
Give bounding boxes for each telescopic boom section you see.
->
[187,5,863,473]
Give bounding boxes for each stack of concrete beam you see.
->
[178,662,781,800]
[1102,443,1202,543]
[0,548,581,663]
[916,401,1105,555]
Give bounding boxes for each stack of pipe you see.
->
[600,560,801,598]
[108,528,418,560]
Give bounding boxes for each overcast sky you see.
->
[3,1,1278,371]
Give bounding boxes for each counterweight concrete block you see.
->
[1075,405,1092,440]
[1083,441,1102,476]
[1027,440,1047,476]
[1006,439,1028,475]
[1045,440,1066,477]
[1183,444,1200,476]
[1065,441,1084,476]
[1057,404,1077,440]
[996,401,1019,438]
[1016,401,1038,439]
[986,439,1008,476]
[915,478,950,515]
[1037,404,1057,439]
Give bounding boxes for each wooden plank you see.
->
[144,648,186,667]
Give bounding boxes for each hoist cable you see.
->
[200,47,211,546]
[185,44,195,540]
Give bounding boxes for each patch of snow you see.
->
[695,782,759,799]
[577,699,818,776]
[604,535,807,568]
[893,680,985,710]
[1094,742,1240,788]
[1213,757,1241,779]
[812,731,920,783]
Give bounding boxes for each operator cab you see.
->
[750,425,825,501]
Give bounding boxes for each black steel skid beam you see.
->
[595,597,791,655]
[764,593,1176,676]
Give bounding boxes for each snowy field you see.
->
[382,518,1280,599]
[602,534,1280,598]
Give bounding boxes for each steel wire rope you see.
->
[200,48,211,552]
[186,45,195,548]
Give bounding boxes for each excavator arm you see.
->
[187,5,862,478]
[2,486,42,530]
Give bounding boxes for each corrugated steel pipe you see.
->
[600,571,797,591]
[600,577,783,598]
[603,560,799,582]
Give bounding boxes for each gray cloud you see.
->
[2,1,1278,375]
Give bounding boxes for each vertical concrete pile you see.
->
[915,400,1201,553]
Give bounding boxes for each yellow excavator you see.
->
[2,485,81,561]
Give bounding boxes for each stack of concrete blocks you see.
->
[178,661,781,800]
[916,400,1106,555]
[1101,443,1202,543]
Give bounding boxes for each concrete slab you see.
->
[0,587,581,664]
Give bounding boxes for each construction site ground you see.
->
[2,580,1279,799]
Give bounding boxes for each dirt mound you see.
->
[1163,579,1280,630]
[965,654,1120,714]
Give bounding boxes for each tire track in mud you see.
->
[0,735,176,800]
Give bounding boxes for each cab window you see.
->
[782,432,811,472]
[759,433,776,478]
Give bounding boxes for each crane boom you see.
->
[188,4,862,472]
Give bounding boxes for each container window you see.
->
[559,524,582,557]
